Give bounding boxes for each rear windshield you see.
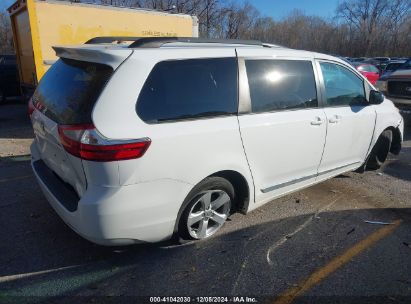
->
[32,58,113,124]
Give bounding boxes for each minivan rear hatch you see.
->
[31,57,115,197]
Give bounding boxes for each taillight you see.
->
[28,98,35,116]
[58,124,151,162]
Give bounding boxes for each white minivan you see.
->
[29,37,404,245]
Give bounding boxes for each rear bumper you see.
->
[31,145,192,246]
[32,160,79,212]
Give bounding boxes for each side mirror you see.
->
[369,90,384,105]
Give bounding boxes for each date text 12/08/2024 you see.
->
[149,297,258,303]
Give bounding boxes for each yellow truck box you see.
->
[8,0,199,95]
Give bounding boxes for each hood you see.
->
[380,68,411,81]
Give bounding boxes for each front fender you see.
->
[369,98,403,155]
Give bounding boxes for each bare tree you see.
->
[0,12,13,54]
[337,0,411,56]
[1,0,410,56]
[78,0,411,56]
[196,1,258,40]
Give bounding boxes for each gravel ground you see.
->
[0,103,410,303]
[0,101,33,157]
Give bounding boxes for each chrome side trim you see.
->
[317,161,362,177]
[261,173,316,193]
[260,162,361,193]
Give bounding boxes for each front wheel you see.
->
[179,177,234,240]
[366,130,392,170]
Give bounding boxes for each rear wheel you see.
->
[179,177,234,240]
[366,130,392,170]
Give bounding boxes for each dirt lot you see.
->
[0,103,410,303]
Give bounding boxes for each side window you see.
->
[245,59,317,113]
[358,65,379,73]
[319,62,366,107]
[400,60,411,69]
[137,58,238,123]
[368,65,380,73]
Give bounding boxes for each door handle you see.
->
[328,115,341,124]
[310,117,324,126]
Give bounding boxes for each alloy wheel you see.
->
[187,190,231,239]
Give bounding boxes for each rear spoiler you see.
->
[53,46,133,69]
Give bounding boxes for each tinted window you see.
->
[386,63,403,71]
[245,60,317,113]
[368,65,380,73]
[137,58,238,123]
[32,58,113,124]
[398,60,411,70]
[320,62,366,107]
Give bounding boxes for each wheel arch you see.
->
[172,169,252,237]
[371,105,403,157]
[387,126,402,155]
[358,124,401,173]
[370,126,401,155]
[208,170,250,214]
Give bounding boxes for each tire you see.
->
[366,130,392,170]
[178,177,235,241]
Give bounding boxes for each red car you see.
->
[353,63,380,85]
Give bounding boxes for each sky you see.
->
[0,0,14,12]
[1,0,340,18]
[245,0,340,20]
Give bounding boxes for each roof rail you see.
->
[85,37,142,44]
[128,37,263,48]
[85,36,273,48]
[262,43,285,48]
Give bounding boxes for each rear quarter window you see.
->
[32,58,113,124]
[136,58,238,123]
